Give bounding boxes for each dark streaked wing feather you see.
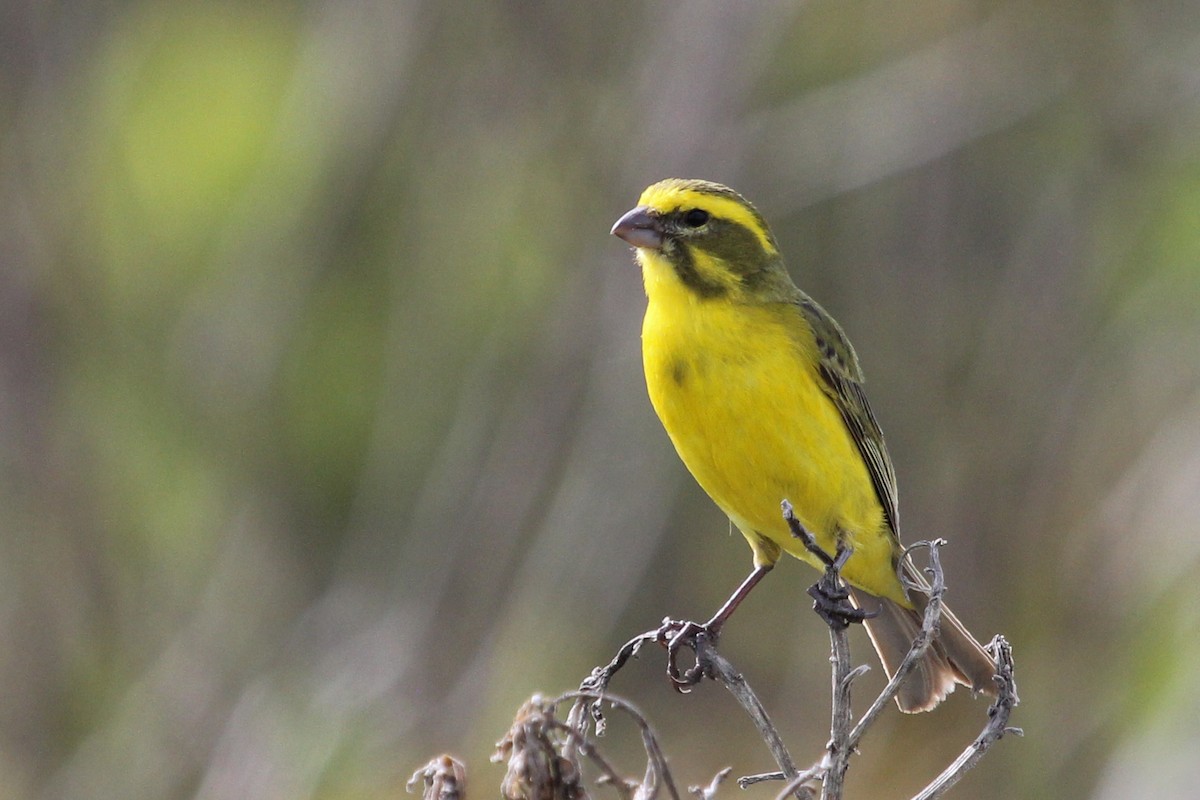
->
[795,295,900,536]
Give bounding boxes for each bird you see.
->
[611,178,996,712]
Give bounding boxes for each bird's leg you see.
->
[782,500,876,630]
[657,563,773,690]
[703,562,773,632]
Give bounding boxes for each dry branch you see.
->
[413,508,1019,800]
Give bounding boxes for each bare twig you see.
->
[573,617,799,793]
[736,772,785,789]
[817,621,857,800]
[689,767,732,800]
[777,501,1012,800]
[698,639,800,785]
[909,636,1021,800]
[557,690,682,800]
[780,500,877,799]
[771,765,824,800]
[566,718,640,800]
[575,629,662,736]
[556,505,1019,800]
[847,540,947,749]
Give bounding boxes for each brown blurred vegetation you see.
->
[2,1,1199,798]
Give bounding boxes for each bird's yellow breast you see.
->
[640,252,905,603]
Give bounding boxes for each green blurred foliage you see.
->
[3,1,1200,799]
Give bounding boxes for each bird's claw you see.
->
[784,506,875,630]
[807,568,877,630]
[656,618,717,692]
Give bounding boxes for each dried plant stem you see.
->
[909,636,1021,800]
[574,627,800,794]
[819,622,857,800]
[700,639,800,784]
[555,504,1020,800]
[847,540,946,749]
[559,690,683,800]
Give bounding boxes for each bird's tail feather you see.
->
[850,583,997,714]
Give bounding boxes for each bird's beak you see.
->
[611,206,664,250]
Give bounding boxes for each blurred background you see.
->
[3,0,1200,798]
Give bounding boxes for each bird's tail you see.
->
[850,580,997,713]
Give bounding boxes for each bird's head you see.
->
[611,179,793,302]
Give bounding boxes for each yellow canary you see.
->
[612,179,995,712]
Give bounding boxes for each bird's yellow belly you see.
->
[643,299,904,602]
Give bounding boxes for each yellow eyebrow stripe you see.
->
[638,183,778,257]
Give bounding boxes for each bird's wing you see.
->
[794,294,900,536]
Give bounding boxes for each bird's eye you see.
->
[683,209,710,228]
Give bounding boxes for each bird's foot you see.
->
[807,569,876,630]
[655,617,718,692]
[783,501,876,630]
